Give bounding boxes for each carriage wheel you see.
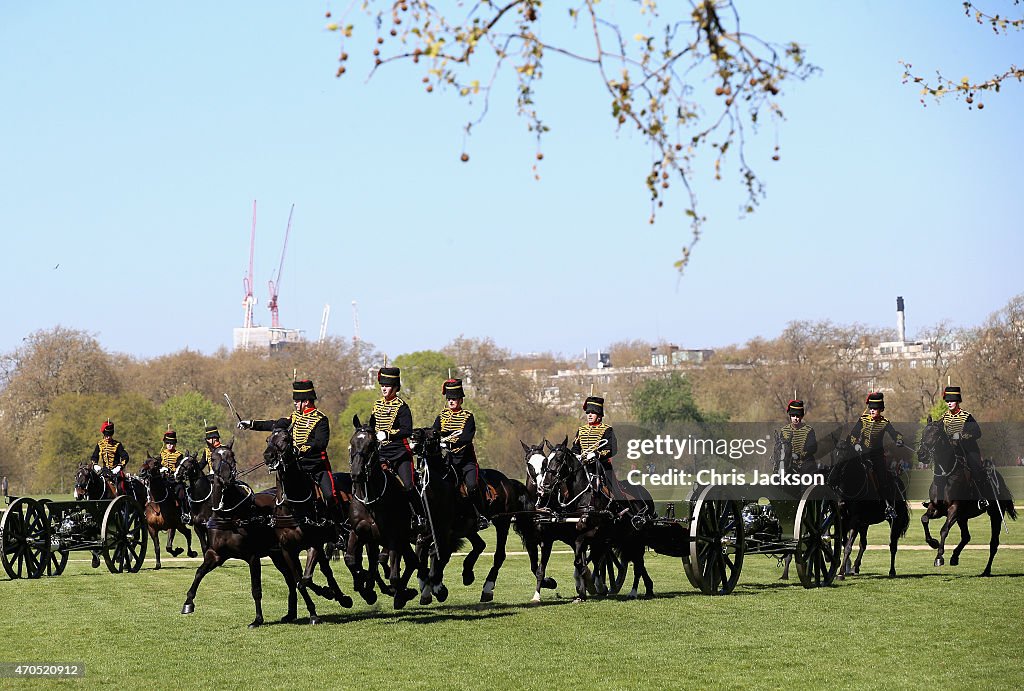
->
[684,485,744,595]
[589,545,628,595]
[0,497,49,579]
[38,499,68,577]
[794,485,841,588]
[101,496,148,573]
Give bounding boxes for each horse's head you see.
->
[138,456,161,483]
[539,436,576,500]
[521,440,547,489]
[918,419,949,467]
[349,414,379,483]
[73,461,96,500]
[410,427,443,462]
[174,450,205,484]
[263,419,295,472]
[209,441,238,484]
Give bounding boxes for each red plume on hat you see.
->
[101,420,113,434]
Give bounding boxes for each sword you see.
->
[224,393,244,424]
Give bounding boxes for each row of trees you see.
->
[1,294,1021,492]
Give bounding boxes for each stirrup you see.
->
[884,503,896,521]
[978,498,990,510]
[475,513,490,531]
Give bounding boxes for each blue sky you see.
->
[2,1,1021,359]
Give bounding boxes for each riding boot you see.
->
[472,487,490,531]
[406,489,427,531]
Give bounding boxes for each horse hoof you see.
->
[248,618,263,629]
[154,563,161,571]
[530,592,541,604]
[935,557,944,567]
[627,592,637,600]
[778,574,788,580]
[463,570,475,586]
[572,597,586,604]
[170,548,184,557]
[643,591,654,600]
[338,595,353,609]
[308,616,323,626]
[480,591,494,603]
[280,613,296,624]
[187,550,198,558]
[838,574,845,581]
[854,566,861,575]
[950,556,959,567]
[889,570,897,578]
[363,590,378,606]
[980,570,992,577]
[419,593,433,606]
[435,585,449,603]
[542,577,557,590]
[394,595,408,610]
[181,603,195,615]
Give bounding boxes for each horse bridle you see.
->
[264,430,313,506]
[140,463,171,503]
[350,429,387,505]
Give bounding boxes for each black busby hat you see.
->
[442,378,465,400]
[205,425,221,441]
[787,400,805,417]
[292,379,317,402]
[866,392,885,411]
[101,420,114,435]
[163,429,177,445]
[583,396,605,416]
[942,386,962,403]
[378,367,401,391]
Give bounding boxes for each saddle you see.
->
[458,480,498,504]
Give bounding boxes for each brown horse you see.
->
[138,456,200,569]
[918,420,1018,575]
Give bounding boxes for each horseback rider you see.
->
[780,400,817,474]
[238,380,338,521]
[202,425,227,471]
[431,378,489,531]
[160,428,191,523]
[369,367,426,528]
[848,392,904,519]
[941,385,994,505]
[90,420,129,493]
[571,396,623,501]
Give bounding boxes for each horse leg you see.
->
[343,529,376,605]
[375,547,395,596]
[280,548,321,625]
[315,550,353,608]
[532,538,554,603]
[392,541,418,609]
[572,537,590,602]
[430,534,451,603]
[523,522,557,590]
[417,540,433,606]
[463,530,485,587]
[167,527,184,558]
[888,522,899,577]
[181,548,224,615]
[950,518,971,567]
[981,505,1001,576]
[934,504,959,567]
[268,551,298,623]
[639,551,654,599]
[150,524,162,570]
[854,527,868,575]
[781,553,792,580]
[182,526,197,558]
[247,556,264,629]
[478,523,505,602]
[922,508,940,550]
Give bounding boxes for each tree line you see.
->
[1,293,1021,492]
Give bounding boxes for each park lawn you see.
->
[0,518,1020,690]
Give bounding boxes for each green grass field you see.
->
[0,518,1021,690]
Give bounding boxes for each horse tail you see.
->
[994,470,1018,520]
[896,501,911,538]
[506,477,531,542]
[1003,501,1018,521]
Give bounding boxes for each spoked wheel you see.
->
[683,485,744,595]
[38,499,68,576]
[101,496,148,573]
[1,497,50,579]
[794,485,842,588]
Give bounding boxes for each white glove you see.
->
[854,444,863,453]
[93,464,102,473]
[376,430,387,442]
[585,451,597,461]
[160,466,170,475]
[952,432,961,441]
[237,420,253,430]
[112,465,122,475]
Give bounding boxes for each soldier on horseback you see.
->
[940,385,994,506]
[780,400,817,474]
[369,367,426,528]
[238,380,337,522]
[160,428,190,523]
[431,378,489,531]
[202,425,228,472]
[848,392,904,520]
[571,396,624,501]
[90,420,130,494]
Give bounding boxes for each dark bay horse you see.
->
[138,455,199,569]
[74,461,117,500]
[828,437,910,578]
[346,416,419,609]
[180,443,324,627]
[262,425,353,610]
[918,420,1017,575]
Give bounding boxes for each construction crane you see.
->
[267,204,294,329]
[318,304,331,346]
[351,300,360,344]
[241,201,258,349]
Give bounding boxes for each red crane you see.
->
[267,204,294,329]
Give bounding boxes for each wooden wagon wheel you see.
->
[38,499,68,577]
[587,544,628,595]
[683,485,744,595]
[794,484,842,588]
[101,496,148,573]
[1,497,49,579]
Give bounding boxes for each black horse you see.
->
[180,443,324,627]
[138,455,199,569]
[262,425,354,610]
[828,437,910,578]
[918,420,1018,575]
[346,416,419,609]
[73,461,117,500]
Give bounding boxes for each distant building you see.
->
[232,326,304,351]
[650,344,714,367]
